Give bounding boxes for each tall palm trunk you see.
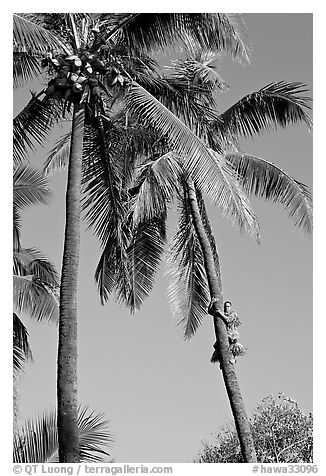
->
[57,102,85,462]
[186,177,257,463]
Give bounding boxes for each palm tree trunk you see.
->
[57,102,84,462]
[186,177,257,463]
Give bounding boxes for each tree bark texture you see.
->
[186,177,257,463]
[57,102,84,463]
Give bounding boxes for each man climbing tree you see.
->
[209,300,246,365]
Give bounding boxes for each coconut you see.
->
[72,83,83,93]
[68,72,79,83]
[77,75,87,84]
[85,64,93,74]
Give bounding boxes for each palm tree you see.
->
[103,54,312,461]
[14,12,259,462]
[13,164,60,426]
[14,405,113,463]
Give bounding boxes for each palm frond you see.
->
[126,82,260,239]
[78,406,114,463]
[82,124,130,304]
[13,344,25,375]
[13,406,112,463]
[13,206,22,251]
[169,49,228,93]
[221,13,252,63]
[13,165,51,210]
[43,131,71,176]
[13,14,71,55]
[129,73,219,131]
[13,52,42,88]
[13,95,64,165]
[113,13,250,63]
[215,81,312,141]
[13,313,33,366]
[226,153,313,233]
[13,411,57,463]
[167,188,210,339]
[13,248,59,323]
[130,152,182,224]
[126,212,167,313]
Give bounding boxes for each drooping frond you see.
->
[13,313,33,371]
[215,81,312,141]
[13,411,57,463]
[169,49,228,94]
[13,165,51,210]
[221,13,252,64]
[43,131,71,176]
[13,248,59,323]
[112,13,251,63]
[13,206,22,251]
[77,406,114,463]
[13,406,113,463]
[126,212,167,313]
[14,95,64,165]
[167,188,210,339]
[13,52,42,88]
[14,248,59,286]
[226,153,313,233]
[82,124,130,304]
[130,152,182,224]
[13,14,71,55]
[126,82,260,239]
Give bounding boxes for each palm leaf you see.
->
[130,152,182,224]
[13,206,22,251]
[226,153,313,233]
[215,81,312,141]
[13,13,71,55]
[125,81,260,239]
[82,124,130,304]
[14,95,64,165]
[13,313,33,372]
[77,406,114,463]
[43,131,71,176]
[126,212,167,313]
[112,13,250,63]
[13,165,51,210]
[13,248,59,323]
[167,188,210,339]
[13,406,113,463]
[13,52,42,88]
[169,49,228,94]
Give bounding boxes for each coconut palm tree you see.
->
[14,12,261,462]
[14,405,113,463]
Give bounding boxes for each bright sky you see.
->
[13,13,313,464]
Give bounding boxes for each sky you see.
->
[12,13,313,464]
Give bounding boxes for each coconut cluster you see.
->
[42,52,122,105]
